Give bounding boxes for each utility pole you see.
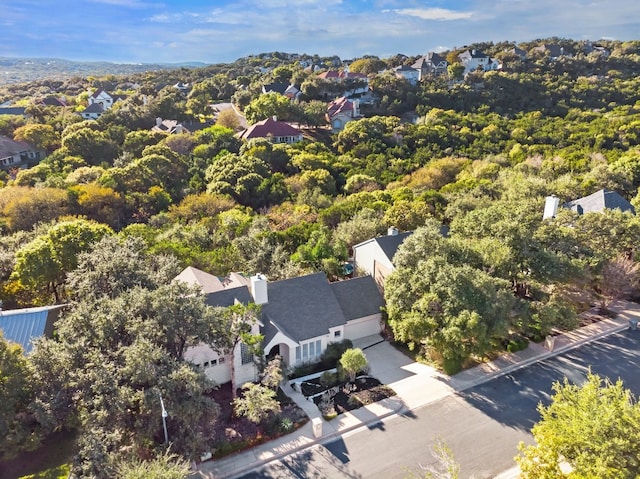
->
[159,393,169,444]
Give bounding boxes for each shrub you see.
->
[279,417,294,433]
[506,336,529,353]
[321,339,353,368]
[319,371,338,388]
[348,394,363,408]
[288,362,317,379]
[442,357,463,375]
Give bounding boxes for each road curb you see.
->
[209,397,405,479]
[199,318,633,478]
[455,322,630,392]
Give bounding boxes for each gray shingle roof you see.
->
[0,135,32,158]
[82,103,105,114]
[0,305,65,354]
[564,189,635,215]
[0,107,26,116]
[261,273,346,344]
[374,231,414,264]
[330,276,384,321]
[205,286,253,308]
[263,82,289,94]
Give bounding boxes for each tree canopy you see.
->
[517,373,640,479]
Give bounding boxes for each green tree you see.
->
[0,332,40,458]
[13,123,59,151]
[0,186,72,232]
[115,450,190,479]
[385,225,515,373]
[339,348,368,382]
[244,93,298,124]
[232,382,280,425]
[61,127,119,166]
[32,282,222,477]
[11,219,113,303]
[517,373,640,479]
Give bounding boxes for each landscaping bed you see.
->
[207,383,308,459]
[307,376,396,419]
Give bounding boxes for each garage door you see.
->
[344,315,382,341]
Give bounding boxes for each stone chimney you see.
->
[387,226,399,236]
[543,195,559,220]
[250,273,268,305]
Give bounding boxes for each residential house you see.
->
[237,117,303,144]
[0,305,66,354]
[393,65,420,85]
[458,49,500,74]
[38,96,67,107]
[88,89,115,110]
[317,70,369,97]
[262,83,301,100]
[80,89,123,120]
[543,189,635,219]
[509,46,528,61]
[532,44,572,60]
[174,82,191,92]
[177,269,384,387]
[411,52,448,79]
[151,117,210,135]
[80,102,106,120]
[0,135,45,170]
[326,96,360,132]
[353,227,413,291]
[0,107,27,117]
[583,42,611,57]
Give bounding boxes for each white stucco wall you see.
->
[353,240,393,276]
[344,313,382,341]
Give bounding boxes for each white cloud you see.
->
[394,7,474,21]
[88,0,162,7]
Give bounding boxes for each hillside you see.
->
[0,57,207,85]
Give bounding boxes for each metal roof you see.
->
[0,305,65,354]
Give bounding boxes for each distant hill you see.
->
[0,57,208,85]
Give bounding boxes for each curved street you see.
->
[234,329,640,479]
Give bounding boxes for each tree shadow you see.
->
[239,442,363,479]
[456,331,640,432]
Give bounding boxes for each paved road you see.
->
[236,330,640,479]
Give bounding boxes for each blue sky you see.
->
[3,1,639,64]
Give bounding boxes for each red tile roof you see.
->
[327,97,355,118]
[238,117,302,140]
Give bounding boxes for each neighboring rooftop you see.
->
[371,231,414,263]
[237,117,302,141]
[0,305,66,354]
[564,188,635,215]
[174,266,225,293]
[0,135,32,158]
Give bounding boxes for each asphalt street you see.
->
[236,329,640,479]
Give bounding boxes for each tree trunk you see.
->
[228,350,237,398]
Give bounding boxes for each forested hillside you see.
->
[2,37,640,475]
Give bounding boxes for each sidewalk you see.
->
[195,300,638,479]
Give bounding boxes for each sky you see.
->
[2,0,640,64]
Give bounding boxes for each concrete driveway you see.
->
[353,335,455,408]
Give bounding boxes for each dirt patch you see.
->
[312,376,396,417]
[207,383,308,458]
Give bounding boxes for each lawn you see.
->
[0,430,76,479]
